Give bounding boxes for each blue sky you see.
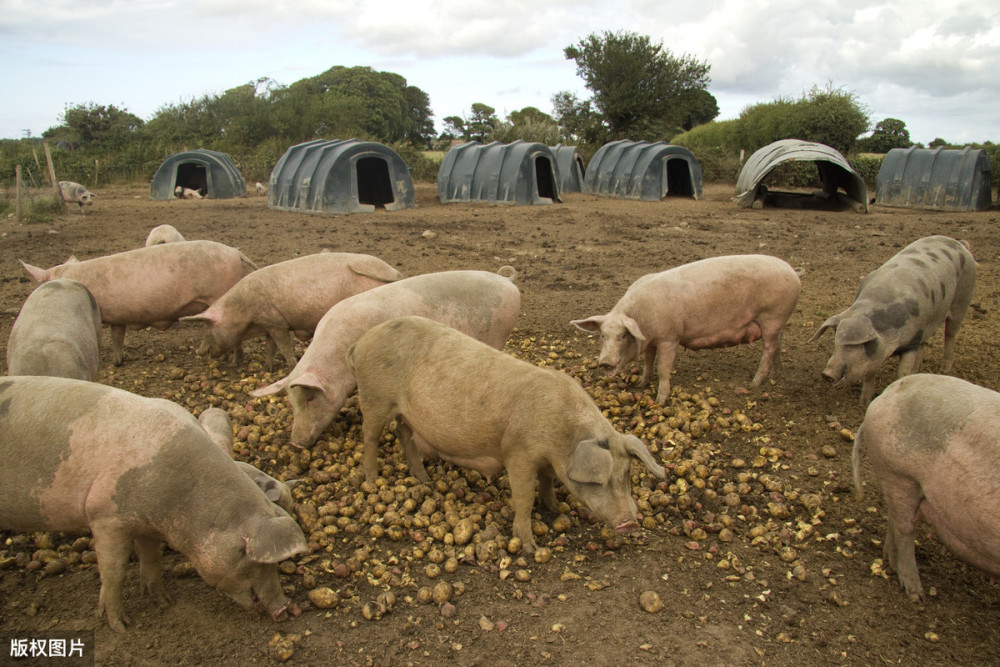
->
[2,0,998,145]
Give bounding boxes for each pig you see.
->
[145,224,186,246]
[571,255,801,404]
[0,376,308,631]
[811,235,976,404]
[347,316,666,553]
[182,252,403,371]
[59,180,94,212]
[198,407,296,514]
[6,279,102,380]
[853,373,1000,602]
[20,240,258,366]
[251,269,520,450]
[174,185,203,199]
[255,182,267,195]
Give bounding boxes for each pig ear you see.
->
[809,313,844,342]
[289,372,325,394]
[833,316,878,346]
[571,316,605,333]
[65,255,80,264]
[621,315,647,346]
[623,435,665,479]
[250,377,288,398]
[19,260,48,283]
[566,438,614,485]
[244,515,307,564]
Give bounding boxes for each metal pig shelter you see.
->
[876,146,993,211]
[584,140,703,201]
[437,141,561,205]
[150,149,246,200]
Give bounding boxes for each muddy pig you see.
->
[853,373,1000,601]
[59,180,94,212]
[145,224,186,246]
[198,407,296,513]
[183,252,402,371]
[572,255,800,403]
[251,268,520,449]
[20,240,258,365]
[347,316,666,553]
[812,235,976,404]
[0,377,307,631]
[6,279,102,380]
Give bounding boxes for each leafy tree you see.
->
[563,30,713,140]
[440,116,467,141]
[492,107,563,145]
[551,91,608,145]
[58,103,144,148]
[858,117,912,153]
[467,103,499,143]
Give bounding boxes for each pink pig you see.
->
[572,255,800,403]
[854,373,1000,602]
[251,269,520,449]
[20,240,258,365]
[0,376,307,631]
[182,252,402,370]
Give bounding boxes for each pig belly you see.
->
[918,495,1000,576]
[683,321,762,350]
[410,430,505,477]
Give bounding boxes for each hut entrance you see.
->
[535,156,557,201]
[175,163,208,195]
[664,158,695,198]
[356,157,395,209]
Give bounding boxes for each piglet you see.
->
[812,235,976,404]
[347,316,666,553]
[0,376,307,631]
[572,255,800,403]
[251,269,520,450]
[183,252,402,370]
[20,240,258,365]
[854,373,1000,601]
[6,279,102,380]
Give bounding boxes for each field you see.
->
[1,181,999,665]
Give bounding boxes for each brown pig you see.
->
[20,240,258,365]
[251,269,520,450]
[346,316,666,553]
[0,376,307,631]
[198,407,296,514]
[6,279,102,380]
[572,255,800,403]
[854,373,1000,602]
[182,252,402,371]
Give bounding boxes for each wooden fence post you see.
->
[15,165,24,222]
[43,141,65,213]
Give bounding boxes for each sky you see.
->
[2,0,999,146]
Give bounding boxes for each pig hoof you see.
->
[615,520,639,534]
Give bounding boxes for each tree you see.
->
[551,91,608,145]
[859,118,912,153]
[59,103,144,148]
[467,103,499,143]
[563,30,712,140]
[440,116,467,141]
[492,107,563,144]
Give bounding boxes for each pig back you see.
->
[45,240,255,326]
[6,279,102,380]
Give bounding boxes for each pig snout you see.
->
[615,519,640,534]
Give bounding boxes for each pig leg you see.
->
[859,369,880,405]
[395,422,431,483]
[265,327,299,371]
[537,468,559,513]
[652,342,678,404]
[506,459,541,553]
[940,316,962,373]
[880,477,926,602]
[111,325,127,365]
[897,346,924,378]
[752,329,783,385]
[360,394,398,483]
[134,536,172,608]
[91,522,134,632]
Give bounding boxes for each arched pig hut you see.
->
[268,139,415,214]
[876,146,993,211]
[583,140,703,201]
[150,149,246,200]
[550,144,586,193]
[735,139,869,212]
[437,141,560,205]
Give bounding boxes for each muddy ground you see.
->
[1,181,999,666]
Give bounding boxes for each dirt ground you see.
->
[1,181,999,666]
